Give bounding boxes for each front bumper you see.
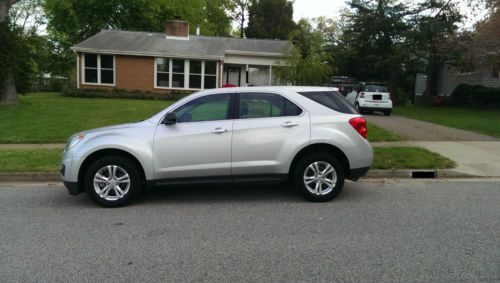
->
[60,149,83,195]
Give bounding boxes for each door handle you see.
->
[211,127,228,134]
[281,121,299,128]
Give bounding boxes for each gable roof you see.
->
[71,30,290,60]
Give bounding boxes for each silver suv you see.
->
[61,87,373,207]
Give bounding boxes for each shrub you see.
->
[451,84,500,106]
[63,88,192,101]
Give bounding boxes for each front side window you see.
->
[239,92,302,119]
[84,54,114,84]
[175,93,231,123]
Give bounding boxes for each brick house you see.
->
[71,20,290,93]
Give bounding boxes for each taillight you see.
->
[359,92,365,98]
[349,117,368,139]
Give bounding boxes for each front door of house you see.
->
[226,67,241,86]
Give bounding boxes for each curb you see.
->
[0,169,482,183]
[0,172,61,182]
[366,169,477,179]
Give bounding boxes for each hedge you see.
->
[63,88,192,101]
[451,84,500,106]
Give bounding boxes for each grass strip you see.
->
[0,147,455,173]
[373,147,456,170]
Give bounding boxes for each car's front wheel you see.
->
[84,155,142,207]
[292,153,345,202]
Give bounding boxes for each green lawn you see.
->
[394,105,500,138]
[373,147,456,170]
[0,93,173,143]
[1,92,403,143]
[0,149,62,172]
[367,123,403,142]
[0,147,455,172]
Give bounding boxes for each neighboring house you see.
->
[71,20,290,93]
[415,60,500,98]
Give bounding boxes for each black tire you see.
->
[384,110,392,116]
[355,103,364,114]
[292,152,345,202]
[84,155,142,207]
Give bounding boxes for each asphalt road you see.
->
[0,180,499,282]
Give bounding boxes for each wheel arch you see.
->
[78,148,147,193]
[289,143,352,180]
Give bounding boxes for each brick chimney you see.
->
[165,18,189,38]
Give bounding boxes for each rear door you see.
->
[231,91,310,176]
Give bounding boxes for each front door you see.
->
[154,93,234,179]
[226,67,241,86]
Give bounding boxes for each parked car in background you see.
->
[329,76,356,97]
[346,82,393,116]
[61,87,373,207]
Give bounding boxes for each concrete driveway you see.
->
[367,114,496,141]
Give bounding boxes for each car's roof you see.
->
[200,86,339,94]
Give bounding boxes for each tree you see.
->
[276,19,331,85]
[228,0,249,38]
[245,0,295,40]
[0,0,20,105]
[44,0,232,76]
[330,0,464,104]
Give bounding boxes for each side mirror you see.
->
[162,112,177,125]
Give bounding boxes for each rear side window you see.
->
[239,92,303,119]
[299,91,357,114]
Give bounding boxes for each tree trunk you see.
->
[0,0,19,105]
[0,74,18,104]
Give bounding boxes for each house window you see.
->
[205,61,217,89]
[156,58,169,87]
[83,54,114,85]
[189,60,202,89]
[155,58,218,89]
[493,63,500,78]
[172,59,185,88]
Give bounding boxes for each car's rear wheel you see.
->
[292,153,345,202]
[84,155,142,207]
[384,110,391,116]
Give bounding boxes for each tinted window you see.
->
[299,91,357,114]
[85,54,97,68]
[239,92,302,119]
[365,85,388,92]
[175,93,230,122]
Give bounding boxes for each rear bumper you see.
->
[359,100,392,110]
[348,166,371,180]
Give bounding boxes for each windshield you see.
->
[365,85,388,92]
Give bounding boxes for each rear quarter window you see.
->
[299,91,357,114]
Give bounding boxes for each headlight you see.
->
[66,133,85,151]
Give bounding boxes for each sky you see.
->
[292,0,488,28]
[293,0,347,21]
